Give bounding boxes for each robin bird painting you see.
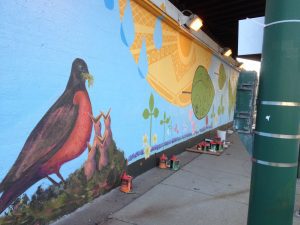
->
[0,58,94,213]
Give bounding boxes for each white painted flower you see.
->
[144,144,151,159]
[143,134,148,146]
[167,124,172,136]
[152,134,158,144]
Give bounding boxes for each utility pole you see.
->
[247,0,300,225]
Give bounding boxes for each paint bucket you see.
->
[159,153,168,169]
[217,130,226,141]
[120,172,133,193]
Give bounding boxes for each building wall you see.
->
[0,0,239,223]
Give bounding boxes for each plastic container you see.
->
[217,130,226,141]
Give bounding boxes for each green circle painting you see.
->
[191,66,215,120]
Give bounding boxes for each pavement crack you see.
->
[160,182,212,195]
[102,217,138,225]
[114,218,138,225]
[160,182,249,205]
[183,162,251,178]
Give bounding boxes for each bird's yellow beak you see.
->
[81,72,94,88]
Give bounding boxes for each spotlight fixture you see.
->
[222,47,232,57]
[236,62,244,69]
[186,14,203,31]
[180,10,203,32]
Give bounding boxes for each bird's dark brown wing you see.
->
[1,90,79,189]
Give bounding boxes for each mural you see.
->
[0,0,239,223]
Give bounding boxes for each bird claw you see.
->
[56,171,66,184]
[47,176,59,186]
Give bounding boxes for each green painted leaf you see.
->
[166,117,170,124]
[143,109,150,119]
[218,106,221,115]
[164,112,166,120]
[153,108,159,118]
[160,120,164,125]
[191,66,215,120]
[218,64,226,90]
[149,94,154,112]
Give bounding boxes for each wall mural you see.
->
[0,0,238,223]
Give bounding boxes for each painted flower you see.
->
[144,144,151,159]
[152,134,158,144]
[214,114,219,126]
[143,134,148,146]
[191,122,196,134]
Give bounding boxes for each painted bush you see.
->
[0,0,239,223]
[0,138,126,225]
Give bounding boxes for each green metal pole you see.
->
[247,0,300,225]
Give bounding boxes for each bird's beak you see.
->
[81,72,94,88]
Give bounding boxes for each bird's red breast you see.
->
[41,90,92,174]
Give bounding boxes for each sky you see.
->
[237,57,261,76]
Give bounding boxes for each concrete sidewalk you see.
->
[52,133,300,225]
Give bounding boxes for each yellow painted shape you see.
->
[121,0,213,106]
[178,33,192,57]
[119,0,126,20]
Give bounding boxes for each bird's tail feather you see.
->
[0,174,41,214]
